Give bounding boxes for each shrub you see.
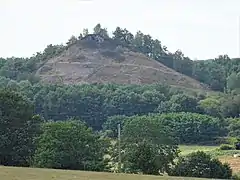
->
[219,144,234,150]
[232,174,240,180]
[226,137,240,145]
[168,151,232,179]
[228,118,240,138]
[33,120,110,171]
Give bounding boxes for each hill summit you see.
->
[37,34,208,90]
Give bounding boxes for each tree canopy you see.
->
[0,89,42,166]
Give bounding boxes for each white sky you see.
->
[0,0,240,59]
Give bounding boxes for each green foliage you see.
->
[66,35,78,46]
[157,94,199,113]
[151,112,225,144]
[12,83,172,130]
[103,112,224,144]
[0,76,238,132]
[0,58,6,69]
[113,27,134,47]
[228,118,240,138]
[102,115,128,138]
[210,152,240,159]
[93,23,109,39]
[115,112,224,144]
[110,24,239,92]
[0,44,65,82]
[219,144,234,150]
[33,120,109,171]
[221,95,240,118]
[116,116,179,175]
[227,72,240,92]
[168,151,232,179]
[199,97,222,117]
[122,115,176,145]
[232,174,240,180]
[0,89,41,166]
[122,141,178,175]
[226,136,240,146]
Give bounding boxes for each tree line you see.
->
[0,78,239,130]
[0,88,234,179]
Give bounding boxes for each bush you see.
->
[226,137,240,145]
[232,174,240,180]
[116,116,179,175]
[33,120,110,171]
[168,151,232,179]
[219,144,234,150]
[0,89,41,167]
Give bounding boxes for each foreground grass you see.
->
[0,166,210,180]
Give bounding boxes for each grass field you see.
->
[179,145,218,155]
[0,166,209,180]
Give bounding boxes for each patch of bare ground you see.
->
[219,156,240,173]
[36,36,209,90]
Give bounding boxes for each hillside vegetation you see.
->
[0,23,240,179]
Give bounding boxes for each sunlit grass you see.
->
[179,145,218,155]
[0,166,210,180]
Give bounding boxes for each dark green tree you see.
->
[169,151,232,179]
[67,35,78,46]
[82,28,89,37]
[227,72,240,92]
[0,89,41,166]
[93,23,109,38]
[119,115,178,175]
[151,112,225,144]
[113,27,134,47]
[33,120,109,171]
[198,97,222,117]
[228,118,240,138]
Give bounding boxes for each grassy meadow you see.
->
[179,145,218,155]
[0,166,214,180]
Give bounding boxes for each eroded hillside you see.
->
[37,34,208,90]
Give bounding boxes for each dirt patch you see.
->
[39,65,53,73]
[100,50,125,62]
[219,156,240,173]
[37,41,209,91]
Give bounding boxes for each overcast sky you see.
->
[0,0,240,59]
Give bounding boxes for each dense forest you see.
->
[0,24,240,179]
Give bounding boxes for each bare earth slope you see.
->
[37,36,208,90]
